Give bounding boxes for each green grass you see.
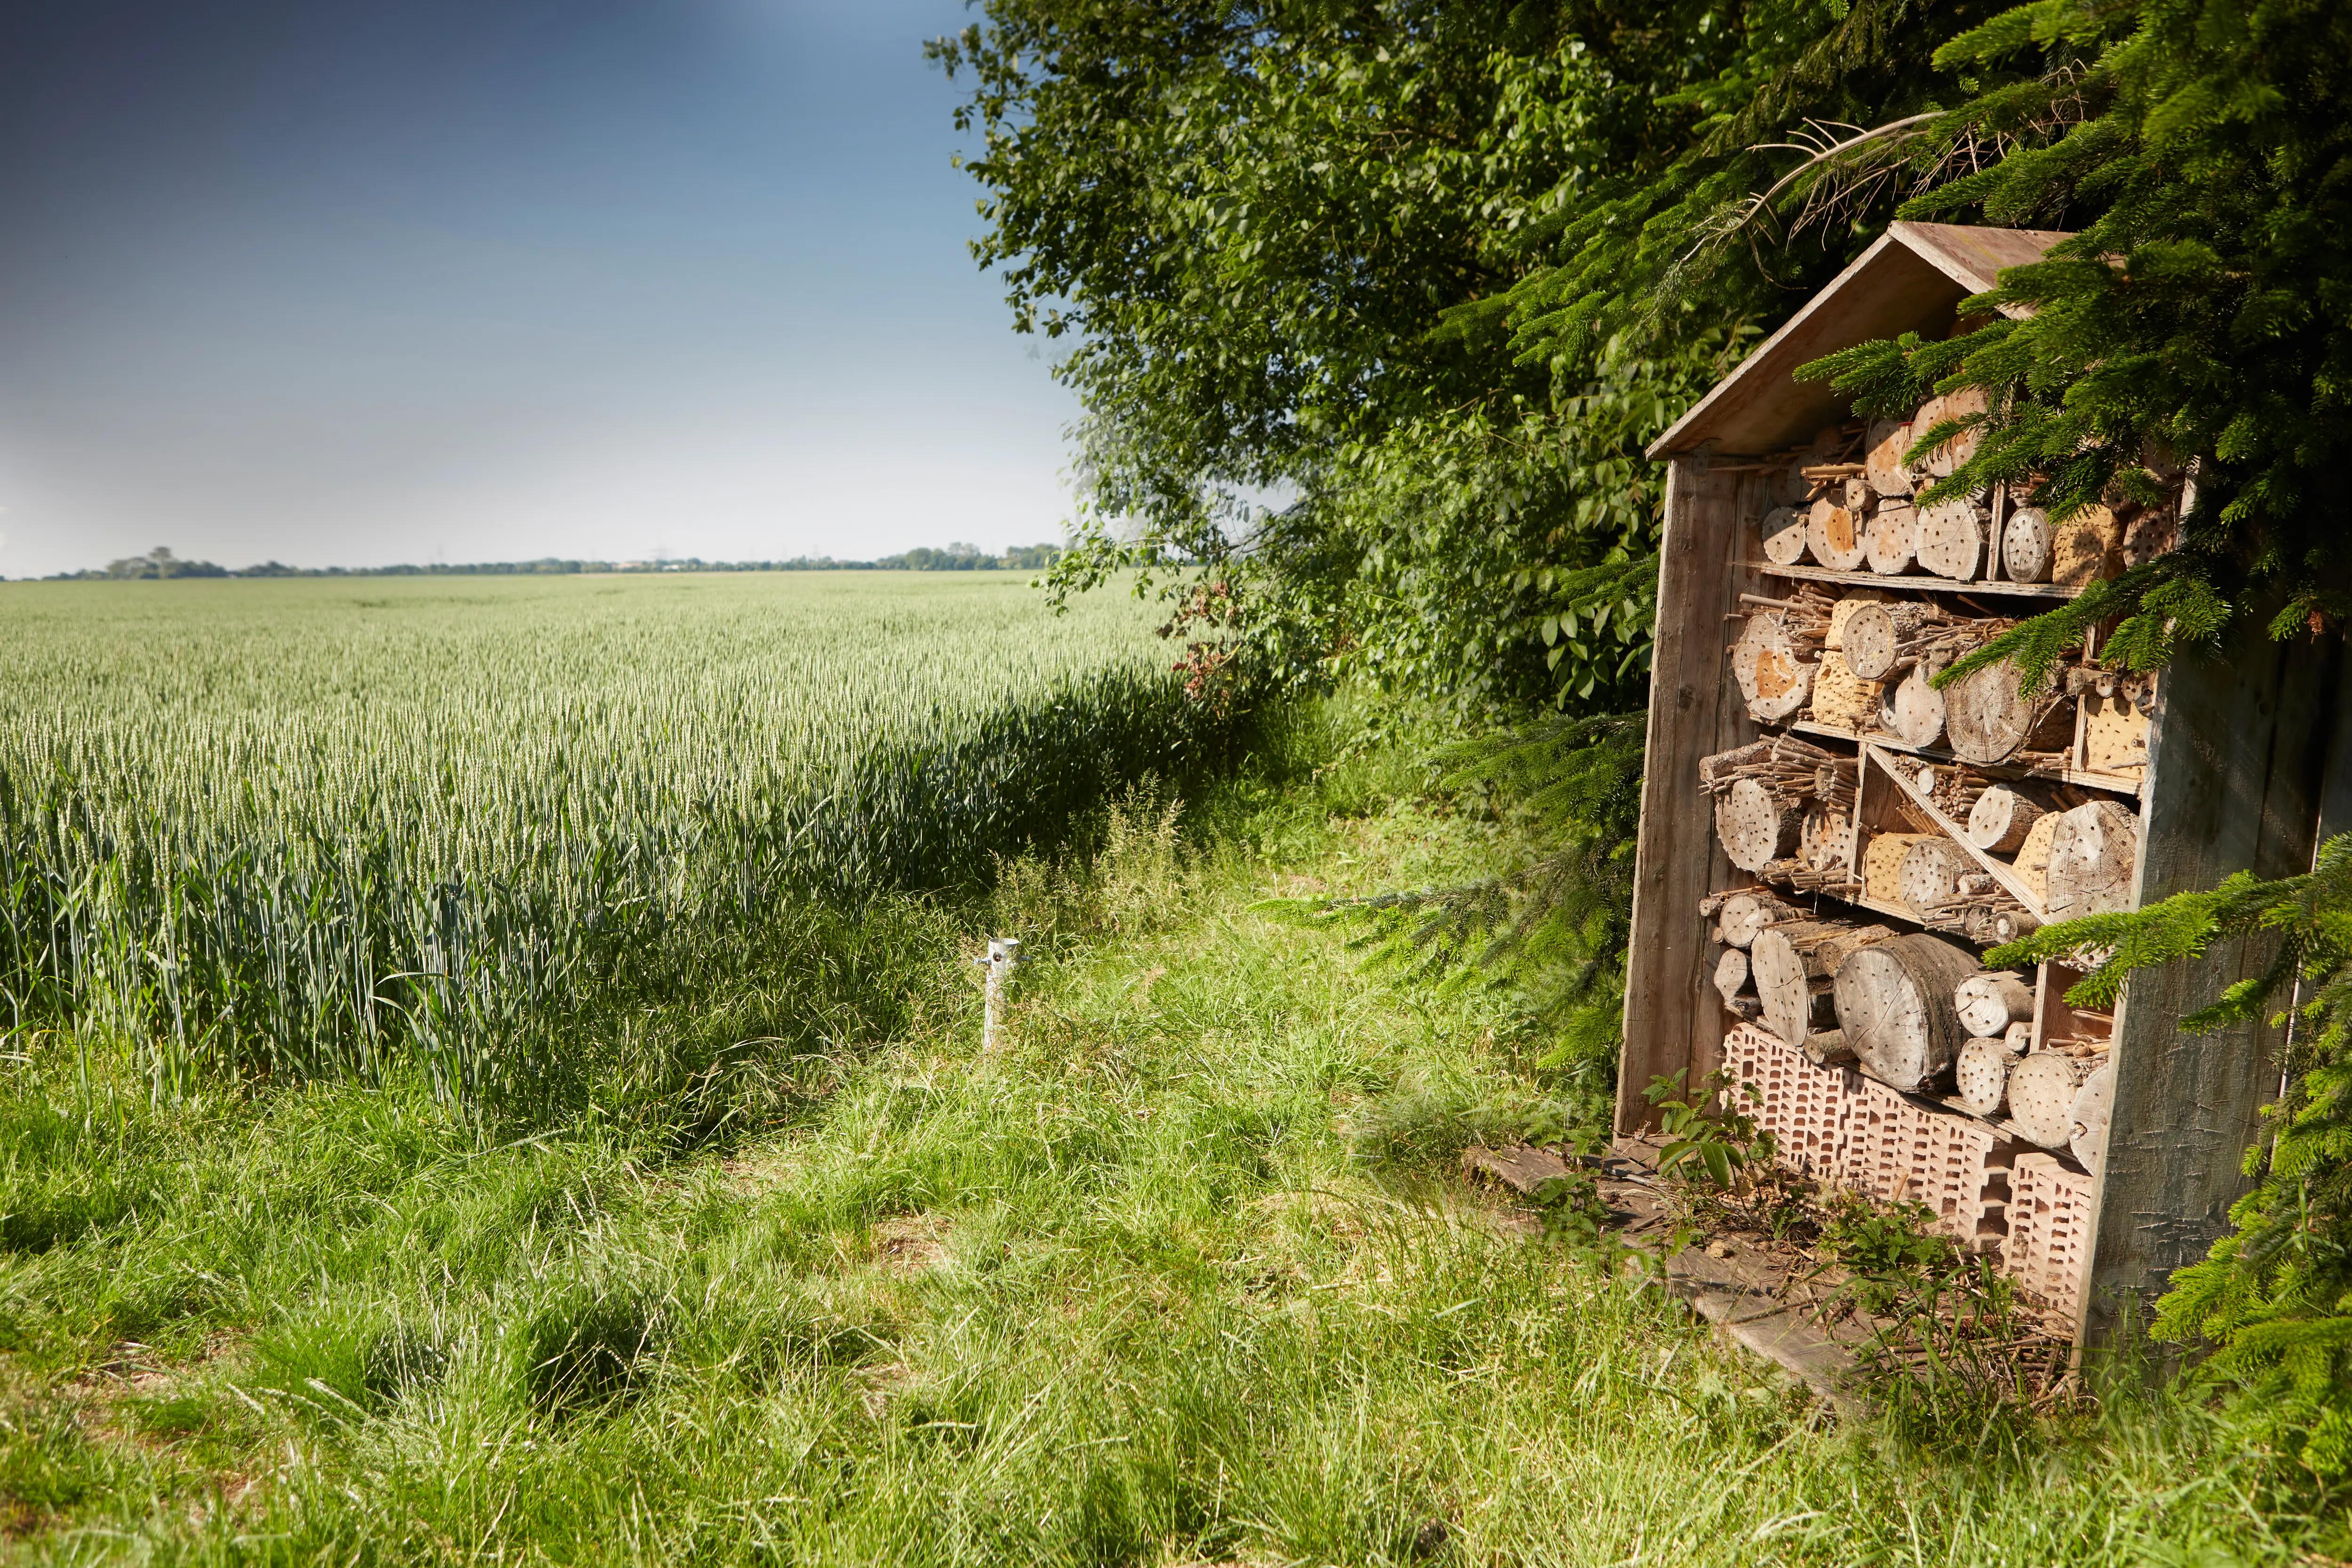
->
[0,573,1239,1093]
[1,712,2336,1565]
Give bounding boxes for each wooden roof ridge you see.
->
[1647,222,2074,461]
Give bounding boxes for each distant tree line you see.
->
[39,542,1064,581]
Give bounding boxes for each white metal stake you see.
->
[980,937,1020,1052]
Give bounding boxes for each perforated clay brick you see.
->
[2006,1152,2096,1319]
[1716,1026,2023,1256]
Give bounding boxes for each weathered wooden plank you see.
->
[2079,625,2339,1344]
[1617,454,1748,1134]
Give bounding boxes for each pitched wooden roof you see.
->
[1647,222,2073,460]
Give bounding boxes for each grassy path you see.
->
[0,737,2332,1564]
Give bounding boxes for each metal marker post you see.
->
[980,937,1021,1052]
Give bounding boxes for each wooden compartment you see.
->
[1619,221,2338,1345]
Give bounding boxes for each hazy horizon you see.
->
[0,0,1078,581]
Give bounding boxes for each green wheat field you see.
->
[0,573,1228,1098]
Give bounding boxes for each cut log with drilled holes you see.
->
[1806,496,1868,571]
[1879,666,1948,749]
[1803,1029,1857,1068]
[1714,947,1751,1006]
[1916,495,1988,580]
[2082,691,2150,774]
[1809,651,1881,732]
[2052,504,2124,586]
[1966,785,2048,853]
[1824,591,1889,651]
[1751,921,1893,1049]
[1842,602,1938,682]
[1716,778,1804,873]
[1843,477,1873,513]
[2011,810,2062,907]
[1955,971,2035,1039]
[2009,1051,2097,1149]
[2045,800,2140,919]
[2121,507,2177,569]
[1863,501,1918,575]
[1760,505,1810,566]
[2068,1063,2114,1174]
[1897,837,1973,919]
[2001,505,2054,582]
[1834,932,1981,1092]
[1906,396,1945,488]
[1955,1035,2022,1118]
[1716,891,1804,949]
[1728,612,1823,722]
[1799,802,1852,872]
[1861,831,1936,906]
[1944,657,2067,764]
[1922,387,1986,478]
[1752,928,1833,1048]
[1865,421,1914,498]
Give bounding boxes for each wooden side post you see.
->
[2079,626,2338,1344]
[1617,454,1751,1134]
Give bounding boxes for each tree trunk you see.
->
[1922,386,1987,478]
[1806,495,1868,571]
[1832,932,1980,1092]
[1728,610,1823,722]
[1865,420,1914,498]
[1751,920,1894,1051]
[1965,785,2047,853]
[1713,946,1752,1006]
[1897,836,1973,921]
[1879,666,1947,749]
[1824,591,1890,652]
[1954,1033,2023,1117]
[1864,501,1918,575]
[1760,504,1809,566]
[2008,1051,2097,1149]
[2045,800,2140,919]
[2000,505,2054,582]
[1715,777,1803,873]
[1751,927,1832,1048]
[1915,494,1988,580]
[1841,601,1940,682]
[1716,890,1804,949]
[1955,969,2035,1039]
[1943,657,2068,764]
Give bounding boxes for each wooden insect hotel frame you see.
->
[1618,221,2349,1345]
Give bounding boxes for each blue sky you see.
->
[0,0,1077,576]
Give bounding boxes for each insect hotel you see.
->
[1618,222,2341,1345]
